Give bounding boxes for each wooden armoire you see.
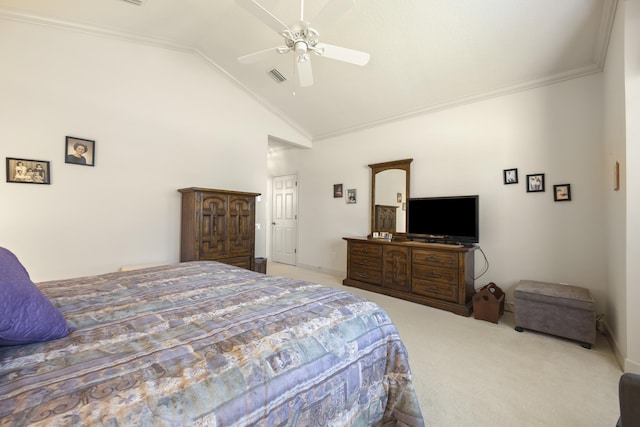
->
[179,188,260,271]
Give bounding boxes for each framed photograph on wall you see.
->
[526,173,545,192]
[346,188,357,204]
[65,136,95,166]
[6,157,50,184]
[333,184,343,198]
[503,168,518,184]
[554,184,571,202]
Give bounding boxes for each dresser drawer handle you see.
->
[359,260,370,266]
[427,256,440,262]
[427,272,441,279]
[427,286,441,294]
[358,272,370,278]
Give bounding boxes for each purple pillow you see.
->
[0,247,73,346]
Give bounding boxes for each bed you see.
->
[0,251,425,426]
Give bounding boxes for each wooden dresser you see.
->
[179,188,260,270]
[344,237,476,316]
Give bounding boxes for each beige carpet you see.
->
[267,262,622,427]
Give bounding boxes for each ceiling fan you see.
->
[236,0,370,87]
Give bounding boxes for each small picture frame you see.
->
[333,183,343,198]
[65,136,95,166]
[526,173,545,192]
[554,184,571,202]
[6,157,51,184]
[346,188,357,204]
[503,168,518,184]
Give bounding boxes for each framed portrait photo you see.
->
[6,157,50,184]
[65,136,95,166]
[346,188,357,204]
[554,184,571,202]
[526,173,545,193]
[503,168,518,184]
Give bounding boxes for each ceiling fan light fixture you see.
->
[294,40,307,56]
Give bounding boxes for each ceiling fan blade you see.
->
[315,43,370,66]
[238,46,288,64]
[312,0,354,31]
[297,58,314,87]
[236,0,292,35]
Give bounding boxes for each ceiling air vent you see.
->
[267,68,287,83]
[121,0,144,5]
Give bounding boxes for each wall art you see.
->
[6,157,50,184]
[65,136,95,166]
[333,183,343,198]
[553,184,571,201]
[526,173,545,192]
[503,168,518,184]
[346,188,357,204]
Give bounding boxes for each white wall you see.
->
[0,18,310,281]
[624,0,640,373]
[269,74,608,314]
[603,0,629,371]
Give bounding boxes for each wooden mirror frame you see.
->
[369,158,413,238]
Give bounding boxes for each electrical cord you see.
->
[473,244,489,280]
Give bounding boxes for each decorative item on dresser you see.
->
[374,204,398,233]
[179,187,260,271]
[343,237,476,316]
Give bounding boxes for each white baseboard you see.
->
[625,357,640,374]
[603,321,640,373]
[604,321,626,371]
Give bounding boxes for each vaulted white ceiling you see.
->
[0,0,618,141]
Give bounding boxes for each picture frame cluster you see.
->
[503,168,571,202]
[5,136,95,185]
[334,184,357,204]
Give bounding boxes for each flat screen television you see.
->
[407,195,479,245]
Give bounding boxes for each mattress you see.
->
[0,261,424,426]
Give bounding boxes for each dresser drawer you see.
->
[350,266,382,285]
[350,242,383,257]
[351,253,382,270]
[412,278,458,302]
[412,249,458,269]
[412,264,458,285]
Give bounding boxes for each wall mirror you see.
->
[369,158,412,237]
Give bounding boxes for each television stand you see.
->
[343,237,476,316]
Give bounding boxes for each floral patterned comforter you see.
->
[0,261,424,426]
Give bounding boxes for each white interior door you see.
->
[272,174,297,265]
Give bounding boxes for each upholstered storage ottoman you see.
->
[514,280,596,348]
